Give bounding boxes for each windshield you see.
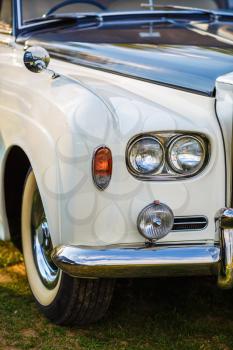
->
[21,0,231,23]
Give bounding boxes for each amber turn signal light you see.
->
[92,146,112,190]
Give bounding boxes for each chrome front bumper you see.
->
[51,208,233,289]
[52,244,220,278]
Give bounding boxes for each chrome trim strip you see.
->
[51,243,220,278]
[16,0,22,29]
[215,208,233,289]
[174,221,206,225]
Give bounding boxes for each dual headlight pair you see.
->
[127,133,209,179]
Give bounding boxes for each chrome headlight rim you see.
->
[127,136,165,175]
[167,135,207,176]
[126,132,210,181]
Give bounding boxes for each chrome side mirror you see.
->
[23,46,59,79]
[24,46,50,73]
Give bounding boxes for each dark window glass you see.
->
[22,0,228,23]
[0,0,12,33]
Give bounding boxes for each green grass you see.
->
[0,242,233,350]
[0,241,23,267]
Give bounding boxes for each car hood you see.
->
[19,15,233,96]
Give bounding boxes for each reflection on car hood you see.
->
[19,17,233,96]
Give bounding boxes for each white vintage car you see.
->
[1,0,233,325]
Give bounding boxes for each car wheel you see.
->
[22,169,115,325]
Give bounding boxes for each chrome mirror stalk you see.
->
[215,208,233,289]
[23,46,59,79]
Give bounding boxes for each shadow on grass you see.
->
[110,276,233,325]
[88,277,233,349]
[1,268,233,349]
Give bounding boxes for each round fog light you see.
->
[137,202,174,241]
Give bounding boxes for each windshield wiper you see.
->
[24,12,101,26]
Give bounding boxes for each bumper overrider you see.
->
[51,208,233,289]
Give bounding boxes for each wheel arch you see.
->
[3,145,31,250]
[3,141,62,250]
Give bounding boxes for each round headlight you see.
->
[128,137,164,174]
[168,136,205,174]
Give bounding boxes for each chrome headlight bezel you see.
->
[126,132,210,181]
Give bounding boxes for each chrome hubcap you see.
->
[31,189,59,289]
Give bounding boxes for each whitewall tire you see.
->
[22,169,115,325]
